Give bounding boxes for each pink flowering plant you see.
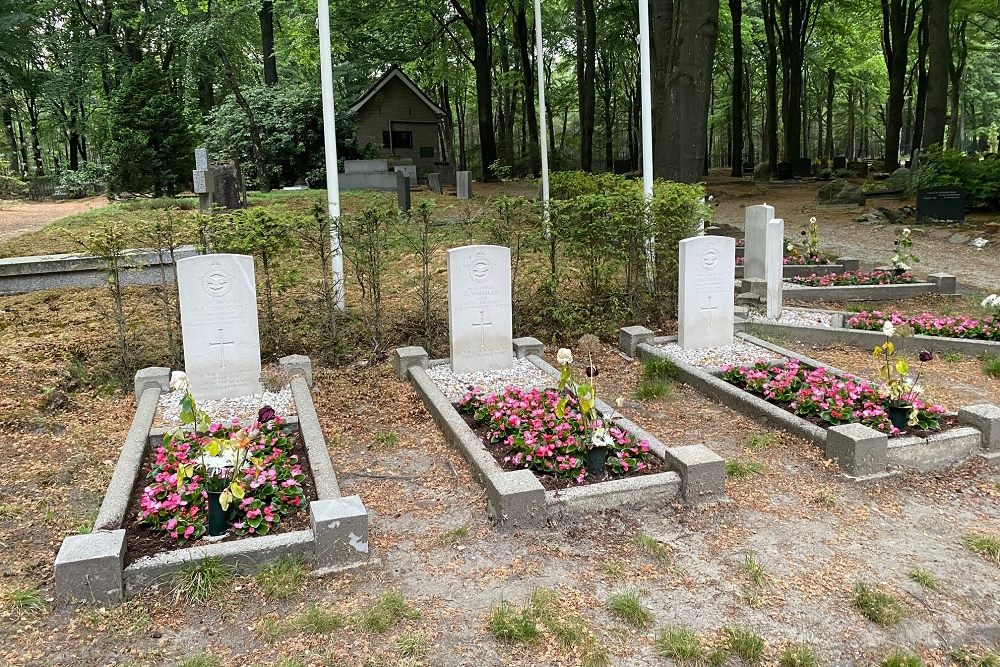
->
[788,269,916,287]
[721,358,945,434]
[136,402,306,544]
[847,310,1000,341]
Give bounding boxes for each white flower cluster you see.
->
[556,348,574,365]
[982,294,1000,312]
[882,321,895,337]
[169,370,190,392]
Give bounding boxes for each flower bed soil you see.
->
[122,430,318,566]
[457,409,667,491]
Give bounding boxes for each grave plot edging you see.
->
[887,428,983,471]
[736,263,843,280]
[781,281,950,302]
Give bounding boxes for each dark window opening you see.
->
[382,130,413,149]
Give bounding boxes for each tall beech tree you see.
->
[881,0,919,170]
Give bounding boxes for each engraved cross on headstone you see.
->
[209,328,236,368]
[701,294,720,330]
[471,310,493,347]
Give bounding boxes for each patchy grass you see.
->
[635,356,677,400]
[169,557,233,604]
[982,355,1000,380]
[952,646,1000,667]
[2,587,48,616]
[599,561,627,578]
[258,617,286,643]
[724,626,765,663]
[726,458,764,480]
[254,555,308,600]
[812,485,838,508]
[963,533,1000,565]
[295,604,346,634]
[742,550,767,588]
[942,350,965,363]
[396,632,429,658]
[177,655,222,667]
[746,432,778,451]
[438,525,469,545]
[488,599,540,644]
[881,649,925,667]
[779,642,822,667]
[487,588,606,662]
[634,531,673,565]
[854,582,906,626]
[370,431,400,450]
[358,590,420,633]
[654,626,704,664]
[907,568,941,591]
[605,589,652,627]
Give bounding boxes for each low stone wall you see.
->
[619,326,998,481]
[54,356,370,605]
[0,246,199,295]
[396,340,725,529]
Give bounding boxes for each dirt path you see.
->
[0,197,106,244]
[705,174,1000,293]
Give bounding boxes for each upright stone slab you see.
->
[447,245,513,373]
[212,161,244,211]
[195,147,209,171]
[456,171,473,200]
[177,254,263,400]
[764,218,785,318]
[678,236,735,349]
[743,204,775,282]
[428,172,443,195]
[396,171,411,213]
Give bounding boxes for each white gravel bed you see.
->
[657,341,787,368]
[155,386,295,427]
[425,357,555,401]
[748,309,833,328]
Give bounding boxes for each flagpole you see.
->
[533,0,550,229]
[318,0,345,310]
[638,0,655,290]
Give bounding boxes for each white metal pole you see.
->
[533,0,550,229]
[318,0,346,310]
[638,0,655,290]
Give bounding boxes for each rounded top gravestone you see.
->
[447,245,513,374]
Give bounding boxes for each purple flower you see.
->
[258,405,276,423]
[585,365,599,378]
[919,350,934,362]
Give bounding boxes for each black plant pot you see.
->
[586,447,608,476]
[887,405,911,431]
[207,491,230,537]
[894,267,906,276]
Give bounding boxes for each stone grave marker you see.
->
[916,186,966,223]
[678,236,735,350]
[833,156,847,170]
[212,161,245,211]
[764,218,785,318]
[396,171,411,213]
[792,157,812,178]
[777,161,793,180]
[743,203,774,282]
[193,148,214,214]
[428,172,443,195]
[177,254,263,400]
[456,171,473,199]
[447,245,513,374]
[847,161,869,178]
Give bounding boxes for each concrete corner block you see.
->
[133,367,170,402]
[512,337,545,359]
[826,423,888,477]
[279,355,313,387]
[55,530,126,604]
[928,272,957,294]
[958,404,1000,452]
[836,257,861,271]
[619,326,655,358]
[487,470,547,527]
[393,346,428,380]
[743,277,767,298]
[664,445,725,504]
[310,495,370,569]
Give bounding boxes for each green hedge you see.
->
[914,146,1000,209]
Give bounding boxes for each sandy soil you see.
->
[0,197,106,243]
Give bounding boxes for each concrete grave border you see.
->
[395,339,725,529]
[734,257,861,280]
[54,355,370,605]
[0,246,199,296]
[779,272,957,302]
[737,305,1000,359]
[619,326,998,481]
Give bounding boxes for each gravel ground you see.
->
[155,386,295,427]
[748,308,834,328]
[657,341,786,367]
[425,357,555,401]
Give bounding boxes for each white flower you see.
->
[982,294,1000,308]
[902,228,911,236]
[556,348,574,365]
[201,450,235,473]
[708,195,714,201]
[615,397,625,409]
[169,371,190,392]
[882,321,895,337]
[809,216,817,224]
[591,427,615,448]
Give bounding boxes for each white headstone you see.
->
[195,148,209,171]
[743,203,775,281]
[678,236,736,350]
[765,218,785,318]
[447,245,513,374]
[456,171,472,200]
[192,170,213,195]
[177,254,263,400]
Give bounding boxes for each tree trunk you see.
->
[27,96,44,176]
[729,0,744,176]
[824,68,835,159]
[2,103,18,174]
[469,0,498,180]
[946,18,967,149]
[576,0,597,171]
[651,0,720,183]
[440,83,457,174]
[762,0,779,174]
[69,102,80,171]
[922,0,950,147]
[911,9,929,157]
[514,0,540,175]
[777,0,819,163]
[882,0,919,170]
[259,1,278,86]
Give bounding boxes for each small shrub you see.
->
[635,531,673,565]
[488,599,539,644]
[635,357,677,400]
[963,533,1000,565]
[654,626,703,663]
[907,568,940,591]
[746,432,777,451]
[881,649,925,667]
[982,355,1000,380]
[255,555,308,600]
[295,604,345,634]
[169,557,233,604]
[358,590,419,633]
[854,582,905,626]
[727,459,764,480]
[605,589,652,627]
[725,625,765,663]
[779,642,822,667]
